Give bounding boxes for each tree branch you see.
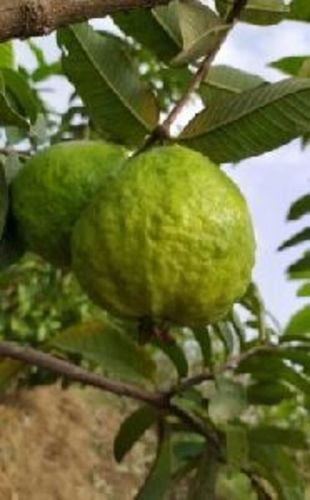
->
[0,0,169,43]
[0,341,165,407]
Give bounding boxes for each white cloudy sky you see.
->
[14,12,310,327]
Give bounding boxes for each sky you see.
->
[14,12,310,327]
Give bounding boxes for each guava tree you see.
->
[0,0,309,498]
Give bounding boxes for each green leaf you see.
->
[0,42,14,69]
[248,425,308,449]
[279,228,310,250]
[209,378,246,425]
[113,8,180,63]
[51,320,156,383]
[285,306,310,336]
[288,252,310,280]
[247,381,294,405]
[192,326,212,367]
[287,194,310,220]
[172,1,229,66]
[270,56,310,78]
[188,447,219,500]
[58,23,159,147]
[288,0,310,22]
[200,65,266,104]
[152,337,188,378]
[180,78,310,164]
[0,73,29,129]
[249,444,305,500]
[216,0,288,25]
[114,406,157,462]
[1,68,41,123]
[0,163,8,240]
[136,433,172,500]
[297,282,310,297]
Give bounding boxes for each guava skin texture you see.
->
[72,145,256,326]
[12,141,126,268]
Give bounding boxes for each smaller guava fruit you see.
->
[72,145,256,327]
[12,140,126,267]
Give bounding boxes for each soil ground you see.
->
[0,385,155,500]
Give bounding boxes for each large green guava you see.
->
[72,145,255,326]
[12,141,126,267]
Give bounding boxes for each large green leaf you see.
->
[279,228,310,250]
[0,42,14,69]
[284,306,310,337]
[1,68,42,123]
[288,0,310,21]
[113,8,180,62]
[287,194,310,220]
[51,320,156,383]
[114,406,157,462]
[180,78,310,164]
[216,0,288,25]
[200,65,265,104]
[58,23,159,147]
[172,1,228,66]
[0,74,29,129]
[136,433,172,500]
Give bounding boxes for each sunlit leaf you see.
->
[180,78,310,164]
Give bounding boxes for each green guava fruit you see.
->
[72,145,255,326]
[12,140,126,267]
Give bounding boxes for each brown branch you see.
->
[0,341,165,407]
[0,0,169,43]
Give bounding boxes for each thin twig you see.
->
[0,341,165,407]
